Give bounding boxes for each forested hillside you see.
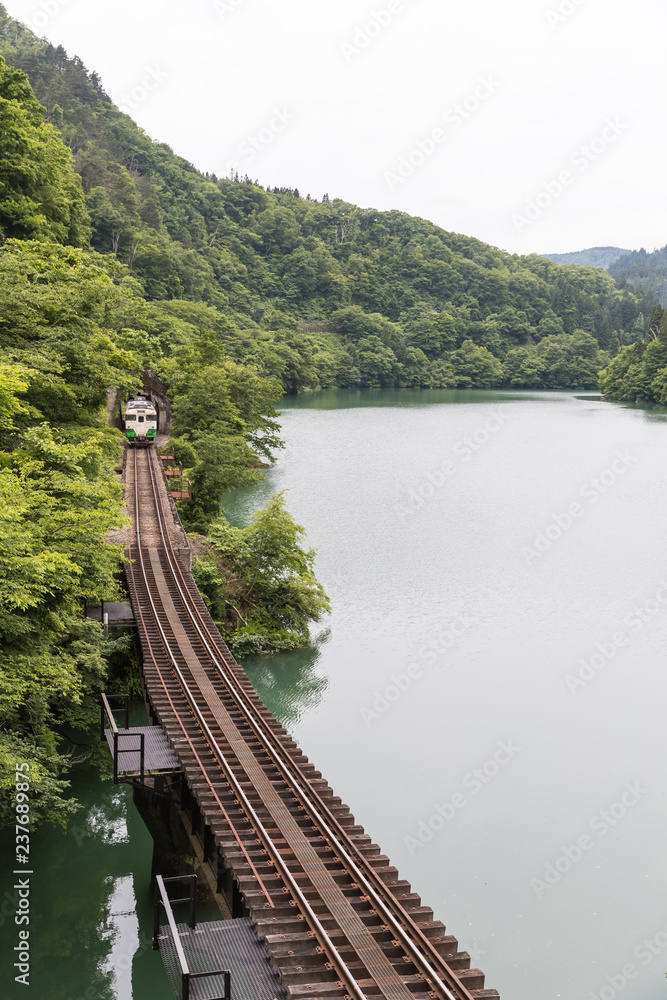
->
[0,3,662,828]
[574,248,667,403]
[608,245,667,302]
[598,303,667,403]
[0,50,135,826]
[599,248,667,403]
[0,4,654,394]
[0,46,326,827]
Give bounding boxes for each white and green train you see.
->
[123,394,158,447]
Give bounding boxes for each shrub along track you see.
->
[124,445,500,1000]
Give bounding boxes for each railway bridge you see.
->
[116,446,500,1000]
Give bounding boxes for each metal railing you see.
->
[113,730,145,784]
[100,693,145,784]
[100,692,129,735]
[153,875,231,1000]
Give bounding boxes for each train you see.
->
[123,394,158,447]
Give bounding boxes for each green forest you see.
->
[0,5,657,398]
[598,304,667,403]
[608,244,667,301]
[0,1,666,827]
[0,26,325,826]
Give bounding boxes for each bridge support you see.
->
[132,779,242,918]
[133,782,201,888]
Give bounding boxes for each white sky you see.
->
[4,0,665,255]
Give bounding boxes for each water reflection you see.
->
[86,789,130,845]
[617,398,667,421]
[241,644,328,728]
[99,875,140,1000]
[278,387,555,410]
[222,478,277,527]
[0,756,168,1000]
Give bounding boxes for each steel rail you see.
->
[176,562,473,999]
[131,448,370,1000]
[126,457,275,907]
[142,449,473,1000]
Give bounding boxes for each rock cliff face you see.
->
[142,369,172,438]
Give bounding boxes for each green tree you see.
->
[0,417,126,828]
[194,493,330,655]
[401,307,457,358]
[502,347,546,388]
[0,55,88,246]
[169,361,282,528]
[450,340,502,388]
[355,336,399,388]
[537,331,605,388]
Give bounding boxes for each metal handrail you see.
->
[100,693,129,739]
[112,731,145,785]
[100,695,147,783]
[153,875,230,1000]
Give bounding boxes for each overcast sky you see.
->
[4,0,665,256]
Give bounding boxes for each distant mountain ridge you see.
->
[542,247,631,269]
[608,246,667,304]
[0,3,654,394]
[544,245,667,305]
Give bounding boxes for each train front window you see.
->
[138,416,145,423]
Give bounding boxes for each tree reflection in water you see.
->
[240,634,330,729]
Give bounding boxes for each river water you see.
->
[231,388,667,1000]
[3,388,667,1000]
[0,754,171,1000]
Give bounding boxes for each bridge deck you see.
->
[123,446,500,1000]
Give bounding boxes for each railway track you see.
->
[124,446,500,1000]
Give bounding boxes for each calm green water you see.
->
[231,388,667,1000]
[4,387,667,1000]
[0,756,170,1000]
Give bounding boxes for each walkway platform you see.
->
[158,917,286,1000]
[87,601,136,629]
[103,726,181,774]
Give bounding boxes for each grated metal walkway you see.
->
[103,726,181,773]
[158,917,286,1000]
